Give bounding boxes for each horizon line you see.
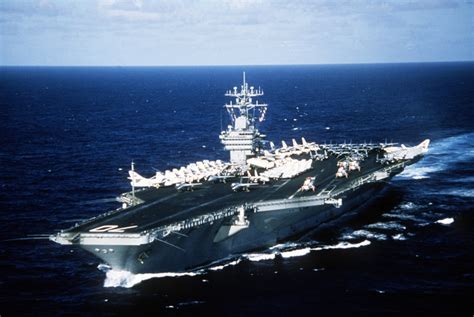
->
[1,60,473,68]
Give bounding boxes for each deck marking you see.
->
[85,192,180,231]
[108,225,138,233]
[257,179,290,202]
[89,225,138,233]
[142,192,236,229]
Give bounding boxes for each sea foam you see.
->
[103,269,203,288]
[436,217,454,225]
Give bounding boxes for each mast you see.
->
[219,73,268,166]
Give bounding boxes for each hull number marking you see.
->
[89,225,138,233]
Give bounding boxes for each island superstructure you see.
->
[220,72,267,165]
[50,73,430,274]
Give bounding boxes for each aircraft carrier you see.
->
[50,73,430,274]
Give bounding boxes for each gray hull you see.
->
[82,183,383,274]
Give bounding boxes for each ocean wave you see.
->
[103,268,203,288]
[392,233,407,241]
[311,240,371,250]
[243,253,277,262]
[428,133,474,158]
[101,253,269,288]
[437,189,474,198]
[280,247,311,259]
[365,221,407,231]
[383,213,426,222]
[435,217,454,225]
[399,201,422,211]
[396,133,474,180]
[279,240,372,258]
[381,201,429,223]
[269,242,301,251]
[101,240,372,287]
[208,259,242,271]
[397,166,437,180]
[166,300,205,309]
[342,230,387,241]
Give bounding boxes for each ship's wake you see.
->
[101,240,372,288]
[101,265,204,288]
[101,204,457,288]
[397,132,474,180]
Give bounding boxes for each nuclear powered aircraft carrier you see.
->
[50,73,430,274]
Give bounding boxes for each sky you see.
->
[0,0,472,66]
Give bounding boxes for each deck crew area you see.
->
[62,150,394,235]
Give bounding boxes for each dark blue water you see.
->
[0,63,473,316]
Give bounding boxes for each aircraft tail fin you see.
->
[128,170,156,187]
[418,139,430,150]
[128,170,146,181]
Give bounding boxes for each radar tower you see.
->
[219,73,268,165]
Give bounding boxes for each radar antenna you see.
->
[224,72,268,127]
[220,73,268,165]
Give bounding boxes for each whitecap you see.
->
[365,221,406,231]
[244,253,276,262]
[208,259,242,271]
[103,269,202,288]
[269,242,300,250]
[176,300,205,307]
[436,217,454,225]
[343,230,387,241]
[98,263,111,271]
[100,239,371,287]
[311,240,371,250]
[416,222,431,227]
[340,232,356,240]
[382,212,425,222]
[280,247,311,259]
[102,255,248,288]
[399,202,421,210]
[392,233,407,240]
[397,166,437,180]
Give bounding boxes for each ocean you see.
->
[0,63,473,316]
